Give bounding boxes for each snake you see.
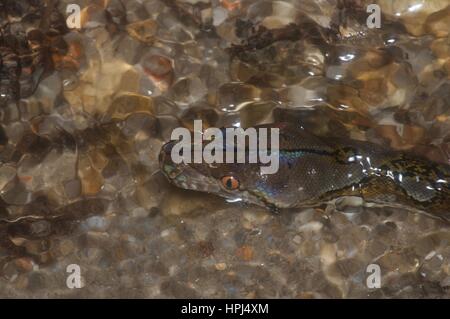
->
[159,122,450,221]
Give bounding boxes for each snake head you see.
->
[159,140,281,210]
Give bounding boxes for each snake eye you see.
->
[221,175,240,190]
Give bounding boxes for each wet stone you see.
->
[170,77,207,105]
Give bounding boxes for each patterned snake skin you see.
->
[160,123,450,221]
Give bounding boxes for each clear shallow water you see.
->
[0,0,449,298]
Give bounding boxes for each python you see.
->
[160,122,450,221]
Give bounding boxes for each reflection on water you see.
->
[0,0,449,298]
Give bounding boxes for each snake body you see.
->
[160,123,450,221]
